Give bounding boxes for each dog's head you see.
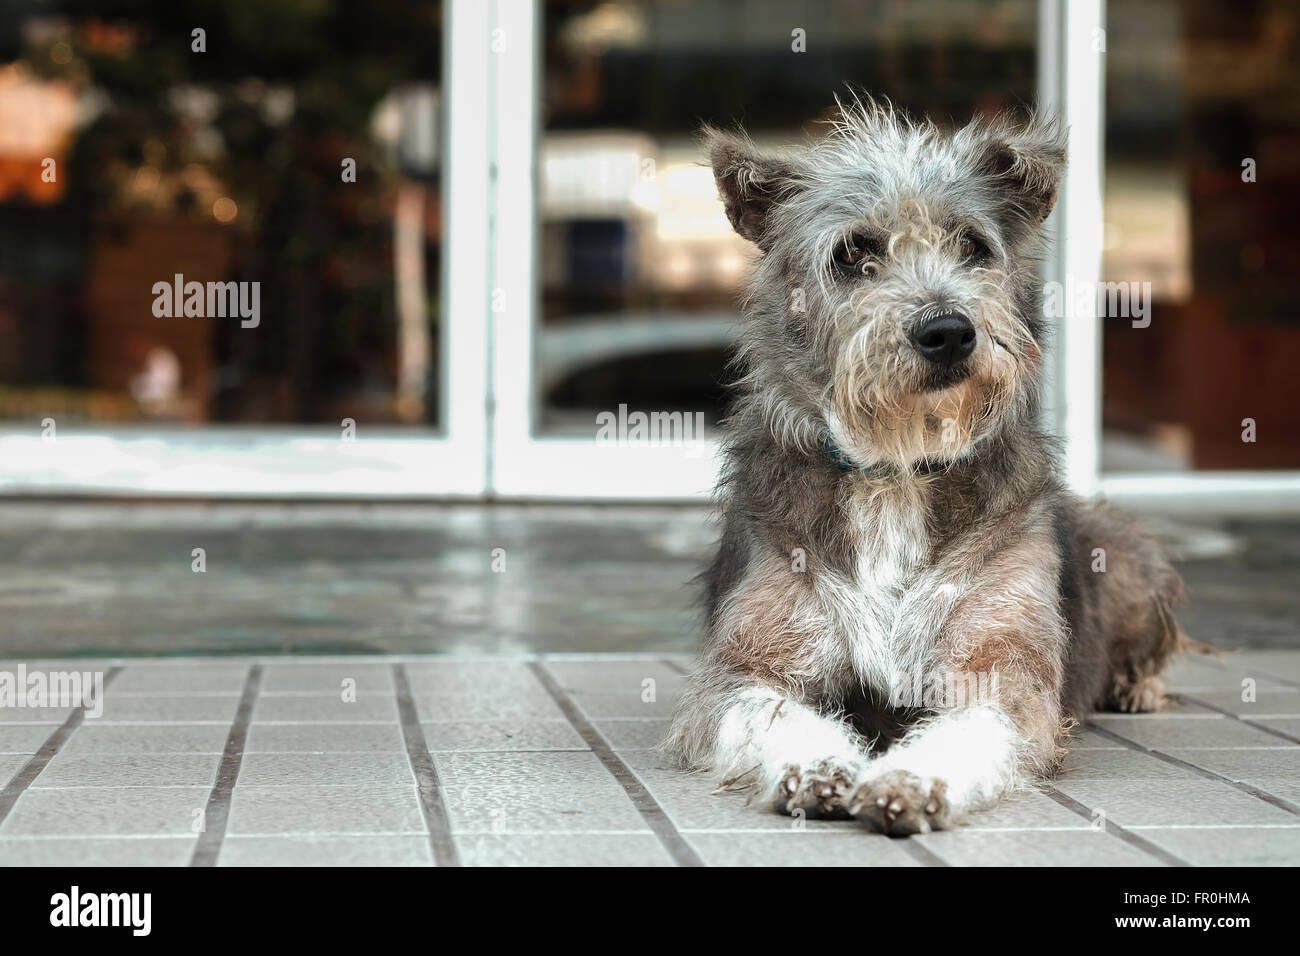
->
[708,96,1066,471]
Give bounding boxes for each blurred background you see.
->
[0,1,1297,656]
[0,0,1296,477]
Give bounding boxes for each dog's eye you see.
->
[959,233,989,263]
[833,234,883,276]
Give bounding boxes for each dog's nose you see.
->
[910,313,976,367]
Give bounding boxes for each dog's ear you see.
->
[978,115,1067,224]
[703,126,803,250]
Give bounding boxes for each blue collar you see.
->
[817,430,984,476]
[816,429,873,472]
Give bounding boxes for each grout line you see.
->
[188,665,262,867]
[391,665,461,867]
[529,661,705,867]
[1173,692,1300,745]
[900,837,949,866]
[1043,788,1189,866]
[0,667,123,829]
[1083,721,1300,818]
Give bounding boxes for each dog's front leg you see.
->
[848,699,1035,834]
[668,680,868,816]
[851,539,1068,835]
[666,546,873,815]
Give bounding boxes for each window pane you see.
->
[0,4,445,428]
[1102,0,1300,471]
[537,0,1037,436]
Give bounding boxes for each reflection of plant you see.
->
[43,1,442,222]
[29,0,444,422]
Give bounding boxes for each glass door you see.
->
[0,1,487,496]
[1095,0,1300,510]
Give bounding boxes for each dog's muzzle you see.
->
[910,312,976,369]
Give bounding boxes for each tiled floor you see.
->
[2,649,1298,866]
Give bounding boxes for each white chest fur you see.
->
[825,479,936,695]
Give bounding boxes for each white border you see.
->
[0,0,489,498]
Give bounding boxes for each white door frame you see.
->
[488,0,719,499]
[0,0,490,498]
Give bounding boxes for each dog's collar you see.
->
[816,428,973,476]
[816,429,873,472]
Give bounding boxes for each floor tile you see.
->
[0,787,210,836]
[402,662,542,696]
[111,665,249,694]
[1054,777,1298,827]
[598,718,670,750]
[554,689,678,719]
[252,695,399,722]
[218,834,433,866]
[685,831,922,866]
[542,659,686,696]
[914,829,1163,866]
[412,691,566,722]
[421,720,586,752]
[34,753,221,789]
[226,786,425,835]
[1176,688,1300,718]
[0,837,197,866]
[1253,717,1300,741]
[0,706,73,724]
[1067,729,1128,750]
[618,748,858,833]
[236,753,415,788]
[1160,747,1300,806]
[59,723,231,755]
[964,790,1092,830]
[1058,748,1203,781]
[0,725,56,754]
[259,664,395,695]
[244,722,406,753]
[1132,826,1300,866]
[94,694,241,723]
[1089,714,1286,749]
[434,751,648,834]
[0,754,29,789]
[457,833,673,866]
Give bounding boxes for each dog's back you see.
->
[1058,497,1204,717]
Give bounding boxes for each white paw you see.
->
[773,758,862,817]
[847,769,953,836]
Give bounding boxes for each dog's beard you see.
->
[831,318,1028,471]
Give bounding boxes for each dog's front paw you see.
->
[774,758,860,818]
[847,770,951,836]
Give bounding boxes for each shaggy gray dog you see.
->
[664,97,1201,835]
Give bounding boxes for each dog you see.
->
[664,96,1205,836]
